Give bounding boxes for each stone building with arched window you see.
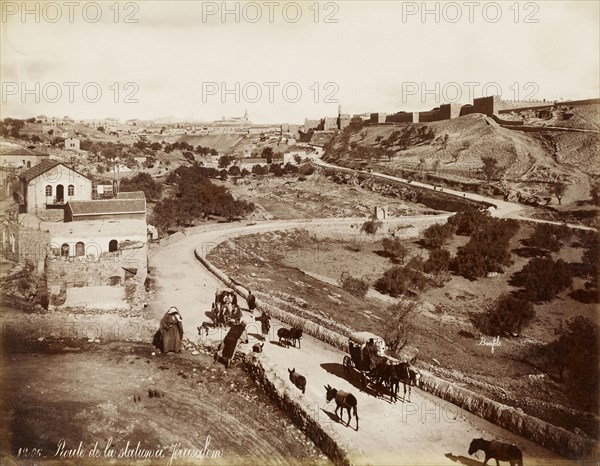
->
[17,160,92,213]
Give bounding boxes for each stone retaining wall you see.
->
[418,371,597,459]
[195,233,598,461]
[244,355,357,466]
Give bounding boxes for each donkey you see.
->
[278,327,302,348]
[289,327,303,348]
[288,368,306,394]
[468,438,523,466]
[392,362,421,403]
[324,384,359,430]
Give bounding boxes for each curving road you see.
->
[148,158,591,464]
[149,219,573,465]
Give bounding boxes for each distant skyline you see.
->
[1,1,598,124]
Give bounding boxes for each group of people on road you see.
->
[153,289,271,354]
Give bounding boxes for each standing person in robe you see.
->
[255,311,271,341]
[246,290,257,313]
[158,307,183,353]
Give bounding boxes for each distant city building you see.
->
[64,137,81,152]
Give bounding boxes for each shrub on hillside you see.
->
[424,248,451,275]
[448,209,490,236]
[361,219,383,236]
[120,172,162,201]
[510,257,572,302]
[376,265,428,297]
[523,223,572,253]
[338,272,369,299]
[421,222,454,249]
[452,218,519,280]
[475,294,535,336]
[382,237,409,263]
[383,299,421,357]
[541,317,599,411]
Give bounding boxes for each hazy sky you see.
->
[1,0,598,123]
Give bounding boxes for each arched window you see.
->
[61,243,70,257]
[75,242,85,257]
[108,239,118,252]
[68,185,74,196]
[27,161,31,168]
[109,276,121,286]
[45,185,53,196]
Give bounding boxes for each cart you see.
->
[212,289,241,328]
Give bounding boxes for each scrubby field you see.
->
[208,227,599,439]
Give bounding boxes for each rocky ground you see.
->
[0,309,328,465]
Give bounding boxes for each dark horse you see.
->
[324,384,359,430]
[288,368,306,394]
[373,361,421,402]
[468,438,523,466]
[277,327,303,348]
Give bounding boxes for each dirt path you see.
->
[313,159,595,230]
[149,226,578,465]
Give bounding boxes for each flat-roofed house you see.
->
[64,198,146,222]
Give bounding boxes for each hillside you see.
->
[324,113,598,202]
[173,134,245,154]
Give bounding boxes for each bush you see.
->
[452,218,519,280]
[382,237,409,263]
[424,248,451,275]
[510,257,572,302]
[524,223,572,253]
[448,210,490,236]
[383,299,420,357]
[422,222,453,249]
[119,172,162,201]
[361,219,383,236]
[477,294,535,336]
[542,317,598,410]
[377,266,428,297]
[338,272,369,299]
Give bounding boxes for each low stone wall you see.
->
[419,371,597,459]
[195,249,349,352]
[244,354,356,466]
[195,239,598,461]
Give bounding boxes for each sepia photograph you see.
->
[0,1,598,465]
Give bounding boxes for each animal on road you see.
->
[376,361,421,403]
[288,368,306,394]
[277,327,303,348]
[468,438,523,466]
[324,384,359,430]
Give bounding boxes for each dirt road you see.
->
[149,223,576,466]
[313,159,595,230]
